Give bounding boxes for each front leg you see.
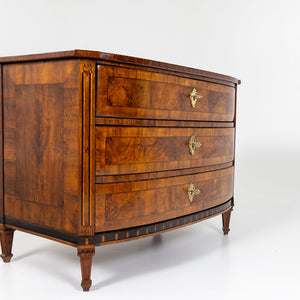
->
[222,207,233,235]
[0,227,15,263]
[77,246,95,292]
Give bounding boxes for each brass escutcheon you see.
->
[189,88,203,108]
[188,136,201,155]
[187,183,201,203]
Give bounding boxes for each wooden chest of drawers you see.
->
[0,50,240,291]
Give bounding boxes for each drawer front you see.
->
[96,127,234,176]
[95,167,234,232]
[96,65,235,121]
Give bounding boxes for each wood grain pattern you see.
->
[0,50,240,86]
[95,167,234,232]
[96,127,234,176]
[3,60,80,234]
[96,65,235,121]
[0,50,239,292]
[3,197,233,247]
[94,199,233,245]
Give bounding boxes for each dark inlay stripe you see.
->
[3,199,233,246]
[4,217,79,245]
[94,198,233,245]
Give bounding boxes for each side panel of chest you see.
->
[2,60,80,234]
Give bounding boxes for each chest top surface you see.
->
[0,49,240,85]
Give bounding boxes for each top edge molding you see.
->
[0,49,241,85]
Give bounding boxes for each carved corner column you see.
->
[77,246,95,292]
[222,206,233,235]
[0,227,15,263]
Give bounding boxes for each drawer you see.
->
[95,167,234,232]
[96,65,235,121]
[95,127,234,176]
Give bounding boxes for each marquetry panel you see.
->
[96,65,235,121]
[95,167,234,231]
[3,60,80,234]
[94,199,233,245]
[96,127,234,176]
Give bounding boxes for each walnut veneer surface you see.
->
[0,50,240,291]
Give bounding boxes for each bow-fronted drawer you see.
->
[96,127,234,176]
[96,65,235,121]
[95,167,234,232]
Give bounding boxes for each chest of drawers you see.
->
[0,50,240,291]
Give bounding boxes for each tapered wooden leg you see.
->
[77,246,95,292]
[222,207,233,235]
[0,228,15,263]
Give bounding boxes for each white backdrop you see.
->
[0,1,299,299]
